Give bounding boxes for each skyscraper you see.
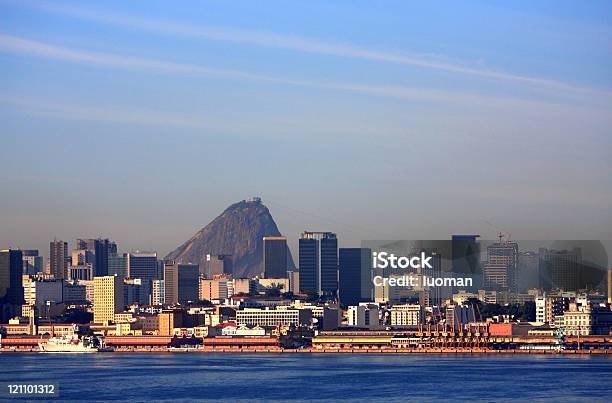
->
[164,263,199,304]
[126,252,158,282]
[108,253,127,278]
[486,239,519,292]
[263,236,288,278]
[126,251,158,302]
[22,249,43,275]
[299,232,338,296]
[204,254,232,278]
[93,275,124,323]
[0,249,24,322]
[539,248,581,292]
[76,238,116,277]
[451,235,480,291]
[49,240,68,279]
[339,248,371,306]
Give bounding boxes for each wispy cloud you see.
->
[2,34,608,116]
[9,0,607,97]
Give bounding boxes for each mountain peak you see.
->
[165,198,294,278]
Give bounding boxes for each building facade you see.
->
[299,231,338,296]
[263,236,288,278]
[49,240,68,279]
[164,263,199,304]
[93,275,124,323]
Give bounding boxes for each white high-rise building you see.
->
[152,280,165,306]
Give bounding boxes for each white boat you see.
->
[38,334,100,353]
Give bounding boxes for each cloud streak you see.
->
[2,34,608,116]
[11,0,608,97]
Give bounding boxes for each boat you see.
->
[38,334,101,353]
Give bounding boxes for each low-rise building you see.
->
[391,304,422,327]
[236,308,312,327]
[347,304,381,329]
[563,303,612,336]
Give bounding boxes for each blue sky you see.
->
[0,0,611,257]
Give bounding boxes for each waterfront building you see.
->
[563,303,612,336]
[390,304,422,327]
[236,307,312,327]
[535,294,569,325]
[347,303,380,328]
[159,309,184,336]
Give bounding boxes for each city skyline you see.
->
[1,1,611,256]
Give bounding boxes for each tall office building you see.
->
[72,249,95,267]
[299,232,338,296]
[49,240,69,279]
[126,252,158,303]
[263,236,288,278]
[486,239,519,292]
[108,253,127,278]
[126,252,158,282]
[0,249,24,322]
[164,263,199,304]
[22,250,43,275]
[76,238,116,277]
[288,271,300,294]
[339,248,371,306]
[93,275,124,323]
[204,254,232,278]
[539,248,581,292]
[152,280,165,306]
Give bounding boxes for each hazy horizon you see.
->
[1,1,611,258]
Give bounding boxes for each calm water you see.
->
[1,353,612,401]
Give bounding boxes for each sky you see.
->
[0,0,611,259]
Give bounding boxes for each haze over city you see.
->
[1,0,611,257]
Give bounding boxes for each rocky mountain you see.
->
[165,198,294,278]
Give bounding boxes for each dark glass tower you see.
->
[77,238,116,277]
[0,249,24,322]
[263,236,288,278]
[299,232,338,296]
[339,248,371,306]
